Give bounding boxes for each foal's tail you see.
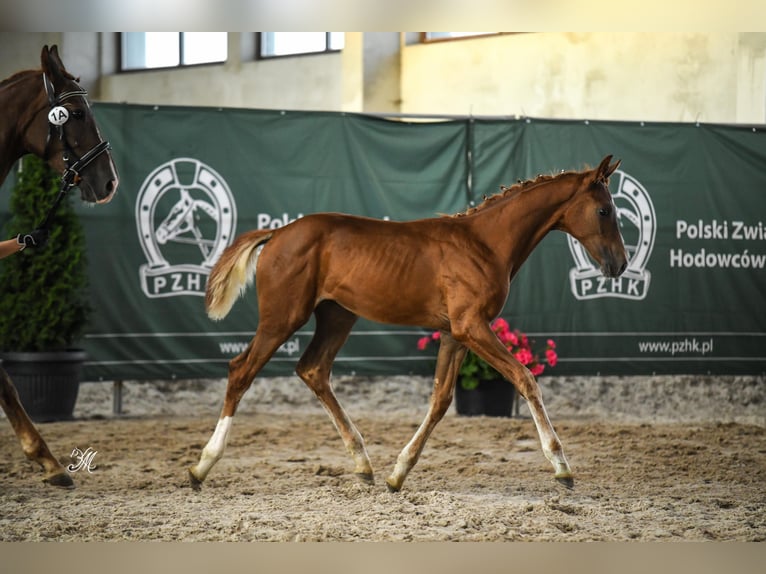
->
[205,230,273,320]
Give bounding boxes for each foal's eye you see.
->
[71,109,85,119]
[598,207,611,217]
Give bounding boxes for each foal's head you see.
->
[557,155,628,277]
[34,45,119,204]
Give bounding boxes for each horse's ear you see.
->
[40,45,50,71]
[606,157,621,178]
[41,44,66,81]
[596,155,620,180]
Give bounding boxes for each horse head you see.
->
[39,45,119,204]
[557,155,628,278]
[156,189,195,244]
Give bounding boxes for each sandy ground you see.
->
[0,374,764,541]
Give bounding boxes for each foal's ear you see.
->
[41,44,67,81]
[596,155,621,180]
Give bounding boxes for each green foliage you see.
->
[0,155,90,351]
[454,351,498,390]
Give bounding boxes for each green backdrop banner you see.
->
[1,104,764,380]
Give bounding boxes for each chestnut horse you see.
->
[0,45,119,487]
[190,155,627,492]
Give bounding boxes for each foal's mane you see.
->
[450,168,584,218]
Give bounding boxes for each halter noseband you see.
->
[38,73,112,229]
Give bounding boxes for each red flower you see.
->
[498,329,514,345]
[417,318,558,388]
[492,317,509,333]
[514,348,533,365]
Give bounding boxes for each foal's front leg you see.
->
[461,323,574,487]
[386,334,466,492]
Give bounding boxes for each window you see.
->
[121,32,228,70]
[259,33,344,58]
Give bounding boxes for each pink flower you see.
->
[546,348,558,367]
[514,348,533,365]
[497,330,514,345]
[416,320,559,380]
[530,363,545,376]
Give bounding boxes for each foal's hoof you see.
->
[555,474,575,489]
[385,477,402,493]
[44,472,74,489]
[355,471,375,485]
[188,468,203,491]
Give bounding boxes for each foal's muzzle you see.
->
[601,256,628,278]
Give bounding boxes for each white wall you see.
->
[0,32,62,78]
[99,53,346,110]
[2,32,765,124]
[401,33,766,124]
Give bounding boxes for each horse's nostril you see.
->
[106,179,116,192]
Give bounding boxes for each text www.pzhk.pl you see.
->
[637,337,714,356]
[219,341,250,355]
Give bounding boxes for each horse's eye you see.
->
[71,109,85,119]
[598,207,610,217]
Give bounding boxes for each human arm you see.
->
[0,228,49,259]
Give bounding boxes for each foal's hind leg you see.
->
[0,367,73,488]
[295,301,374,483]
[188,326,297,489]
[386,334,467,492]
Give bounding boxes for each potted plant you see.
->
[417,318,558,417]
[0,155,91,422]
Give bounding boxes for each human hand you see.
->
[16,228,49,250]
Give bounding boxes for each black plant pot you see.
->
[455,377,515,417]
[0,350,86,422]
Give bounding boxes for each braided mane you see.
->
[451,169,581,218]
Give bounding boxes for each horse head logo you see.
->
[136,158,237,298]
[155,187,222,262]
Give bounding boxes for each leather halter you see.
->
[38,73,112,229]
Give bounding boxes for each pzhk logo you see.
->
[136,158,237,298]
[568,170,655,300]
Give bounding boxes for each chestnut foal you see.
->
[190,155,626,492]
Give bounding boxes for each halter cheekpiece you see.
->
[38,73,112,229]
